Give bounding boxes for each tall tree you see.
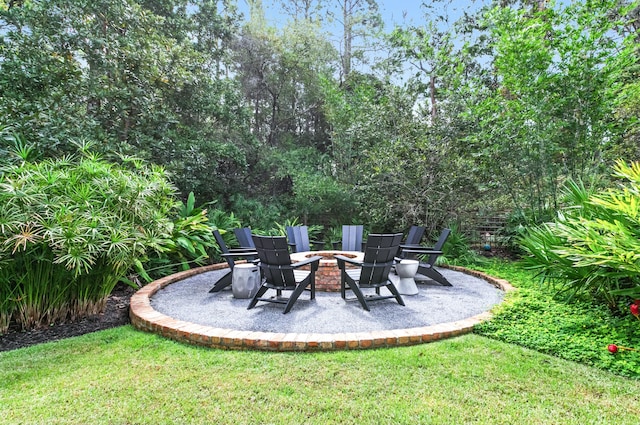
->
[465,0,639,217]
[232,18,337,146]
[279,0,325,22]
[333,0,381,81]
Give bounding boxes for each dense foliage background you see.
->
[2,0,637,233]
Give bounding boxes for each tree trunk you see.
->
[342,0,352,80]
[430,75,437,120]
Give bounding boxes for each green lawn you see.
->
[1,326,639,424]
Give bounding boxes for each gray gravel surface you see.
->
[151,267,504,334]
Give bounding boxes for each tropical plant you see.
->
[325,225,343,249]
[498,206,558,255]
[0,258,16,334]
[208,209,242,234]
[130,192,220,284]
[0,147,177,331]
[172,193,217,266]
[206,209,243,261]
[273,217,301,237]
[520,160,640,309]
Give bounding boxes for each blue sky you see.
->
[238,1,489,31]
[238,0,487,30]
[380,1,483,28]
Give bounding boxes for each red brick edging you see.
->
[129,263,515,351]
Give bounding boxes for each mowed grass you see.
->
[1,326,639,424]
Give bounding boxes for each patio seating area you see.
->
[129,262,512,351]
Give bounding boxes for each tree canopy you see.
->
[1,0,638,233]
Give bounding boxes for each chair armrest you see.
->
[400,249,443,256]
[227,248,258,253]
[222,250,258,259]
[292,255,322,272]
[236,245,255,250]
[334,254,363,270]
[400,244,432,250]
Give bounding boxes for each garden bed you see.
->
[0,284,134,352]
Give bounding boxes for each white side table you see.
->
[395,259,419,295]
[232,263,261,299]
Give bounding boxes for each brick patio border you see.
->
[129,263,515,351]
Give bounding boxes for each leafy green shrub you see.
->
[325,225,343,249]
[206,209,242,261]
[0,150,177,331]
[229,194,284,231]
[273,217,301,237]
[498,207,557,255]
[208,209,242,235]
[520,161,640,309]
[135,192,218,283]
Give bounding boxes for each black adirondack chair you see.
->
[209,229,257,293]
[405,225,426,247]
[341,225,364,251]
[287,225,310,253]
[234,227,255,249]
[335,233,405,311]
[399,228,452,286]
[248,235,322,314]
[396,225,426,259]
[287,225,324,252]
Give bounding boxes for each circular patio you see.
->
[129,263,514,351]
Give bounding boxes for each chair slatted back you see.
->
[426,228,451,265]
[252,235,297,289]
[434,228,451,250]
[405,225,426,245]
[213,229,234,268]
[234,227,255,249]
[213,229,229,255]
[342,225,364,251]
[286,225,310,253]
[359,233,403,286]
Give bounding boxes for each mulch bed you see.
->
[0,283,135,352]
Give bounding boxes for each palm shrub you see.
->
[498,207,558,255]
[326,225,343,249]
[172,192,217,266]
[520,161,640,309]
[0,150,177,331]
[437,224,486,266]
[273,217,301,237]
[0,258,16,334]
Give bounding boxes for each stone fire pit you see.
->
[289,250,364,292]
